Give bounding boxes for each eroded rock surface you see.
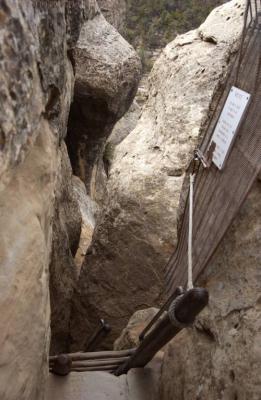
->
[97,0,126,33]
[66,12,141,201]
[0,1,77,398]
[49,143,81,355]
[73,175,97,274]
[108,100,141,147]
[50,2,140,354]
[114,308,160,350]
[0,0,140,398]
[70,0,245,349]
[160,180,261,400]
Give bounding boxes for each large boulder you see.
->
[70,0,245,349]
[160,180,261,400]
[66,12,142,201]
[114,308,160,350]
[97,0,126,33]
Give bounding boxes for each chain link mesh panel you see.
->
[165,0,261,296]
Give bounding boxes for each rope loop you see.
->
[168,294,194,329]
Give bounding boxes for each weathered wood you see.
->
[49,348,136,362]
[50,356,129,366]
[49,349,136,375]
[70,366,116,372]
[67,358,129,368]
[50,354,72,376]
[139,286,184,341]
[115,288,209,376]
[84,319,111,351]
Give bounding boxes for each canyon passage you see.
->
[0,1,260,400]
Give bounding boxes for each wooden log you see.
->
[70,358,129,369]
[84,319,111,351]
[50,365,118,373]
[49,348,136,363]
[49,357,128,366]
[115,288,209,376]
[139,286,184,341]
[70,367,116,372]
[50,354,72,376]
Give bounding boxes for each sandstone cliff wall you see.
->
[0,1,140,398]
[160,180,261,400]
[0,2,76,398]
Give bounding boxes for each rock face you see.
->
[97,0,126,33]
[49,143,81,355]
[66,12,141,201]
[108,100,141,147]
[0,1,75,398]
[50,3,140,354]
[114,308,160,350]
[0,126,57,400]
[73,176,97,274]
[160,180,261,400]
[70,0,245,349]
[0,0,140,398]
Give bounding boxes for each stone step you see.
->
[127,354,162,400]
[47,357,162,400]
[47,371,127,400]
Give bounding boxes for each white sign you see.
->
[210,86,251,170]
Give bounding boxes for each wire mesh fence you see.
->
[165,0,261,296]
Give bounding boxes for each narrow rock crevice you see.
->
[1,1,260,399]
[69,0,246,352]
[49,6,142,355]
[66,95,115,196]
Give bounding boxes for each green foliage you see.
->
[123,0,227,52]
[137,46,153,72]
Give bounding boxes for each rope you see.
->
[187,173,195,290]
[168,294,193,329]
